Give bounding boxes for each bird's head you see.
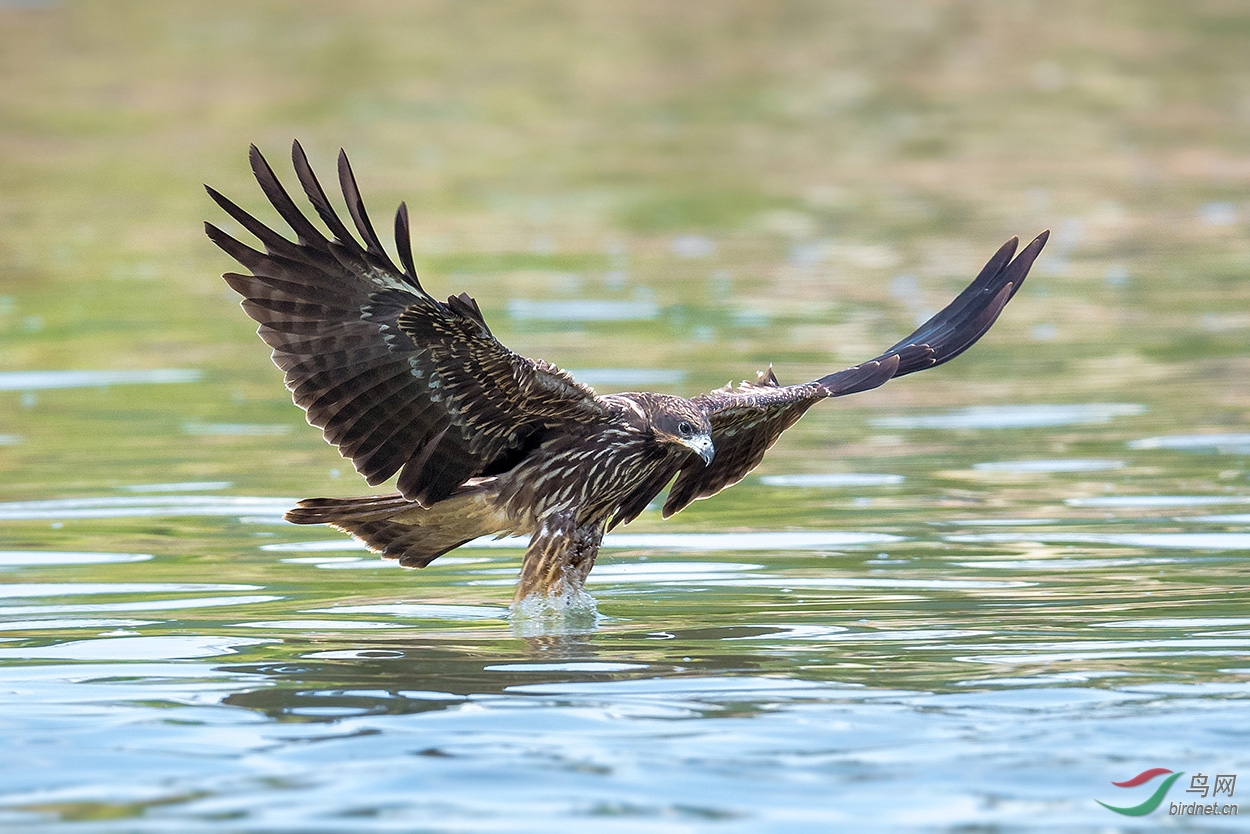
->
[649,396,715,466]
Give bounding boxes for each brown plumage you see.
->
[206,142,1048,603]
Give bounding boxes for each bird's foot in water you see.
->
[509,587,600,636]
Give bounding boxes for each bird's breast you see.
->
[499,420,670,524]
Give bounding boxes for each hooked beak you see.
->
[688,433,715,466]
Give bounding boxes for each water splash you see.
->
[509,587,601,637]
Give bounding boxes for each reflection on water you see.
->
[0,495,296,520]
[0,551,152,567]
[232,619,407,630]
[0,582,263,599]
[590,561,762,583]
[1128,433,1250,453]
[0,634,270,660]
[873,402,1146,429]
[970,459,1124,473]
[596,530,902,550]
[0,618,155,632]
[122,481,233,493]
[1065,494,1250,508]
[1093,617,1250,629]
[181,422,292,436]
[566,368,686,388]
[949,531,1250,550]
[0,595,282,616]
[307,603,508,620]
[506,298,660,321]
[263,529,903,555]
[723,575,1033,589]
[0,369,201,391]
[957,637,1250,666]
[759,472,905,487]
[486,661,649,672]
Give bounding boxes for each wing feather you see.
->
[208,142,605,505]
[249,143,330,248]
[337,148,400,272]
[394,202,420,283]
[663,232,1048,517]
[290,140,371,265]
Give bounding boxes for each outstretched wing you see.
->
[662,231,1049,517]
[206,141,605,505]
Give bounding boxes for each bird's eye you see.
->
[677,420,694,436]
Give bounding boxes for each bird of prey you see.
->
[206,142,1047,603]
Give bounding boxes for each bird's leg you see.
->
[514,511,605,604]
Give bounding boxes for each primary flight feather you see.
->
[207,142,1047,602]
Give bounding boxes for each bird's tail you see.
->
[285,487,511,568]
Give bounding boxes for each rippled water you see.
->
[5,315,1250,833]
[3,409,1248,831]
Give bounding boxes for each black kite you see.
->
[207,143,1047,602]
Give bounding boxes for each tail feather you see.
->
[285,493,414,524]
[285,490,510,568]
